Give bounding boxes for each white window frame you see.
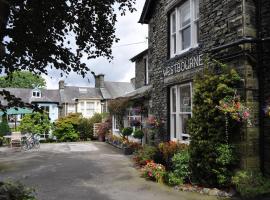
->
[32,89,41,98]
[67,104,76,114]
[170,82,193,143]
[144,56,149,85]
[86,102,95,117]
[112,115,119,132]
[170,0,199,57]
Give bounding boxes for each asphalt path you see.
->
[0,142,219,200]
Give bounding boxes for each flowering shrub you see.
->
[158,141,188,169]
[133,145,158,166]
[97,117,112,137]
[141,160,166,183]
[217,94,251,125]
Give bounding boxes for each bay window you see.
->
[170,83,192,143]
[170,0,199,57]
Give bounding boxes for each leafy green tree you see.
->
[19,112,51,135]
[0,71,46,88]
[0,0,136,109]
[188,62,241,187]
[0,115,10,136]
[53,113,81,142]
[78,113,102,140]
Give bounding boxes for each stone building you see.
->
[137,0,270,174]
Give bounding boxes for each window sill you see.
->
[169,45,201,61]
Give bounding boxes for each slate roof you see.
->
[60,86,103,103]
[121,85,152,99]
[130,49,148,62]
[0,88,61,105]
[0,81,135,105]
[139,0,155,24]
[102,81,135,99]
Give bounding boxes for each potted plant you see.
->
[121,127,133,140]
[133,129,144,144]
[97,121,111,142]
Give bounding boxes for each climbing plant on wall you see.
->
[188,60,243,187]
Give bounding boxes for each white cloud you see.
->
[44,0,148,89]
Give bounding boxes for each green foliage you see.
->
[77,113,103,140]
[133,129,144,140]
[121,127,133,138]
[53,113,81,142]
[232,170,270,198]
[0,117,10,136]
[157,141,188,169]
[188,62,242,187]
[212,144,237,186]
[0,181,36,200]
[19,112,51,135]
[133,145,158,166]
[0,71,46,88]
[1,1,136,76]
[167,150,190,186]
[108,98,130,130]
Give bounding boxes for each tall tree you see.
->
[0,71,46,88]
[0,0,136,109]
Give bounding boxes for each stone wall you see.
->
[135,57,147,89]
[148,0,169,141]
[147,0,262,169]
[261,0,270,176]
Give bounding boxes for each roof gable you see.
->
[139,0,155,24]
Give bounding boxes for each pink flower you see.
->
[243,111,250,118]
[148,172,153,177]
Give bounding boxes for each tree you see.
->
[0,0,136,76]
[0,71,46,88]
[0,0,136,109]
[19,112,51,136]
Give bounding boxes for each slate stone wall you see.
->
[135,57,147,89]
[261,0,270,176]
[147,0,263,170]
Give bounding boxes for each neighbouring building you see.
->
[125,0,270,175]
[59,74,134,118]
[0,74,135,123]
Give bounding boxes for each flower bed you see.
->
[106,134,141,155]
[132,141,237,198]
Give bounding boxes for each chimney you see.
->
[95,74,105,88]
[59,80,65,90]
[130,78,135,88]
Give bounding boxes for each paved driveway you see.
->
[0,142,219,200]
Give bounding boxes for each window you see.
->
[67,104,75,114]
[112,115,119,131]
[170,0,199,57]
[128,107,142,128]
[32,89,41,98]
[144,56,149,85]
[40,106,50,114]
[170,83,192,143]
[79,102,85,114]
[86,102,95,117]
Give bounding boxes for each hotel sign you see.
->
[163,54,203,77]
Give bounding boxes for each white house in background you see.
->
[59,74,135,118]
[0,87,61,123]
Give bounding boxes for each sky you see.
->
[43,0,148,89]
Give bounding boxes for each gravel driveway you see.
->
[0,142,220,200]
